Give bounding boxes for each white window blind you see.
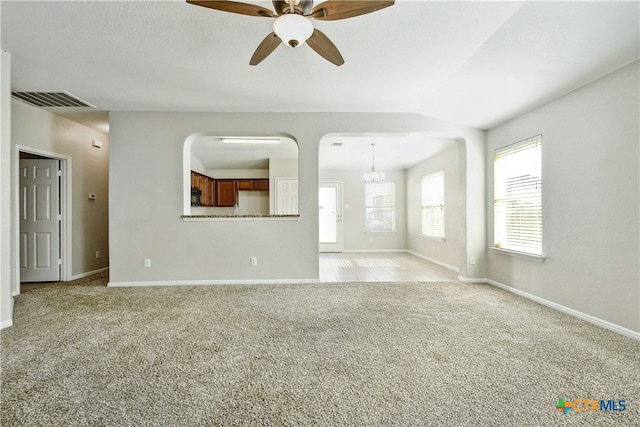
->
[494,135,542,255]
[365,183,395,233]
[421,170,444,238]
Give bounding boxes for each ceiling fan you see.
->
[186,0,394,66]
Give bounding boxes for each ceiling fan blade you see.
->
[186,1,275,18]
[306,29,344,66]
[250,32,281,65]
[311,0,394,21]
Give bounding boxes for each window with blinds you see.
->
[421,170,445,238]
[365,183,396,233]
[494,135,542,255]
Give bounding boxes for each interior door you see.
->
[19,158,61,282]
[319,181,343,252]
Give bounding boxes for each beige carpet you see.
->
[1,273,638,426]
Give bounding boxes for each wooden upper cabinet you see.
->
[236,180,254,191]
[204,177,215,207]
[191,171,215,207]
[253,179,269,191]
[191,171,201,188]
[236,179,269,191]
[191,173,269,207]
[215,180,237,207]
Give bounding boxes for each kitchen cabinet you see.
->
[191,173,269,207]
[215,180,237,207]
[253,179,269,191]
[191,171,215,207]
[202,177,215,206]
[236,180,253,191]
[236,179,269,191]
[191,171,201,188]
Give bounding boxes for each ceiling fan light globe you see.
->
[273,14,313,48]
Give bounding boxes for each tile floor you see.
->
[319,252,459,283]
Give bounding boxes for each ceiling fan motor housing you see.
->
[273,0,313,15]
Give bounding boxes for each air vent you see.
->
[12,91,96,108]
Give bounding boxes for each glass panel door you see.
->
[319,182,343,252]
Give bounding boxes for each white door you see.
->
[20,158,61,282]
[319,182,343,252]
[275,178,299,214]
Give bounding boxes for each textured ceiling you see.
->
[2,0,638,168]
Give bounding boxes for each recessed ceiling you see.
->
[1,0,638,132]
[192,135,298,170]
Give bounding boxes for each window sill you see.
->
[420,235,446,243]
[490,247,545,263]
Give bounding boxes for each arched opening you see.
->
[182,132,299,218]
[317,132,468,281]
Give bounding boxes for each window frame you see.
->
[493,135,543,259]
[364,182,396,234]
[420,169,445,240]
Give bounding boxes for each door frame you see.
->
[13,145,72,295]
[319,181,343,253]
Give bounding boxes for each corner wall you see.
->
[486,61,640,332]
[1,50,13,328]
[11,99,110,279]
[406,144,463,271]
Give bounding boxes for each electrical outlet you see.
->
[144,258,151,268]
[251,257,258,266]
[470,256,476,265]
[95,250,101,259]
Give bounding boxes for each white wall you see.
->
[108,112,485,285]
[1,50,13,328]
[237,191,269,215]
[319,169,407,251]
[406,144,463,271]
[11,99,110,278]
[486,61,639,332]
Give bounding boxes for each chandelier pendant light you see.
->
[363,143,385,184]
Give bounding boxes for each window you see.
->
[421,170,445,238]
[494,135,542,255]
[365,183,395,233]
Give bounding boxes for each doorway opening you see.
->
[14,146,71,295]
[319,181,343,252]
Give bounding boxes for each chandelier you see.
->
[363,143,385,184]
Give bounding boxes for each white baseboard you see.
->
[457,275,488,283]
[485,278,640,341]
[108,278,321,287]
[70,267,109,281]
[1,298,15,329]
[341,249,406,253]
[407,250,459,273]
